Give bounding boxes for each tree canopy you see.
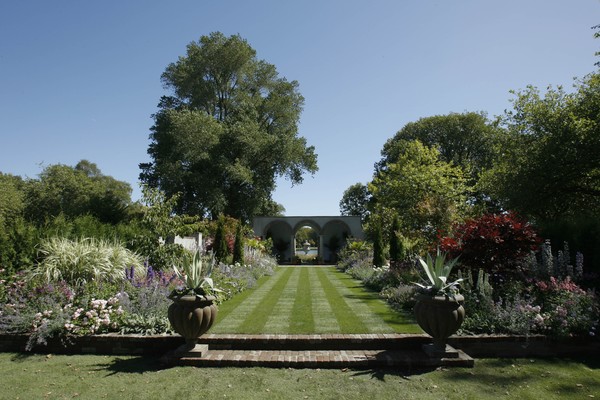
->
[339,182,370,222]
[369,140,469,243]
[482,73,600,221]
[377,112,502,185]
[140,32,318,221]
[25,160,132,224]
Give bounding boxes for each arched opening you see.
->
[253,216,364,265]
[294,225,320,264]
[292,220,321,264]
[322,220,352,263]
[264,220,293,263]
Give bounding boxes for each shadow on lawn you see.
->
[94,356,165,375]
[354,356,600,394]
[351,367,437,381]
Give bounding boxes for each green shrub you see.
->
[0,216,38,273]
[381,284,416,312]
[336,241,372,272]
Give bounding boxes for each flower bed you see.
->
[336,239,600,340]
[0,247,277,351]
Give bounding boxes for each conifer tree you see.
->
[213,219,229,263]
[389,215,403,262]
[232,222,245,265]
[373,224,385,268]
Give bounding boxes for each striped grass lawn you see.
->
[211,266,421,334]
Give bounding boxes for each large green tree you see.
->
[339,182,370,222]
[140,32,318,221]
[483,73,600,220]
[377,112,503,189]
[25,160,132,224]
[369,140,469,244]
[481,73,600,270]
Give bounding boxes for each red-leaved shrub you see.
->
[439,211,540,275]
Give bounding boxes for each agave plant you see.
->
[415,249,463,296]
[171,249,222,298]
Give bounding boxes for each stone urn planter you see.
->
[168,294,218,356]
[414,293,465,356]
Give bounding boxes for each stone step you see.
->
[197,333,431,350]
[162,334,476,368]
[161,348,475,369]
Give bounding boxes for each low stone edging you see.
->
[0,333,598,359]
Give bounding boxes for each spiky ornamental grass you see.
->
[31,237,144,286]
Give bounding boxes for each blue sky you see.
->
[1,0,598,216]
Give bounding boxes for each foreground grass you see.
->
[212,266,419,334]
[0,353,598,399]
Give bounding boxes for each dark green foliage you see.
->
[0,216,38,273]
[372,224,385,268]
[339,182,370,222]
[25,160,132,225]
[232,222,245,265]
[483,73,600,220]
[213,219,229,263]
[388,215,403,262]
[538,216,600,275]
[295,226,319,247]
[479,72,600,272]
[140,32,317,221]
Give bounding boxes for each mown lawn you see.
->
[1,353,598,399]
[212,266,420,334]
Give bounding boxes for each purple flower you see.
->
[147,265,155,281]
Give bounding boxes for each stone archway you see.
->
[253,216,364,264]
[293,220,322,263]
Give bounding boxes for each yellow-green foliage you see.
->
[30,237,144,286]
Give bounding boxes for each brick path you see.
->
[161,334,474,368]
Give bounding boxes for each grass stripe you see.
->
[211,269,286,333]
[331,269,422,334]
[289,267,315,333]
[212,274,273,323]
[262,268,301,333]
[315,267,369,333]
[212,266,419,334]
[322,268,395,333]
[234,267,295,334]
[308,267,340,333]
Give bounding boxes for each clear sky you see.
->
[1,0,598,216]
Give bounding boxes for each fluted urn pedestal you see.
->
[167,294,218,357]
[414,293,465,358]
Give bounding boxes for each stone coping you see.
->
[0,333,598,359]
